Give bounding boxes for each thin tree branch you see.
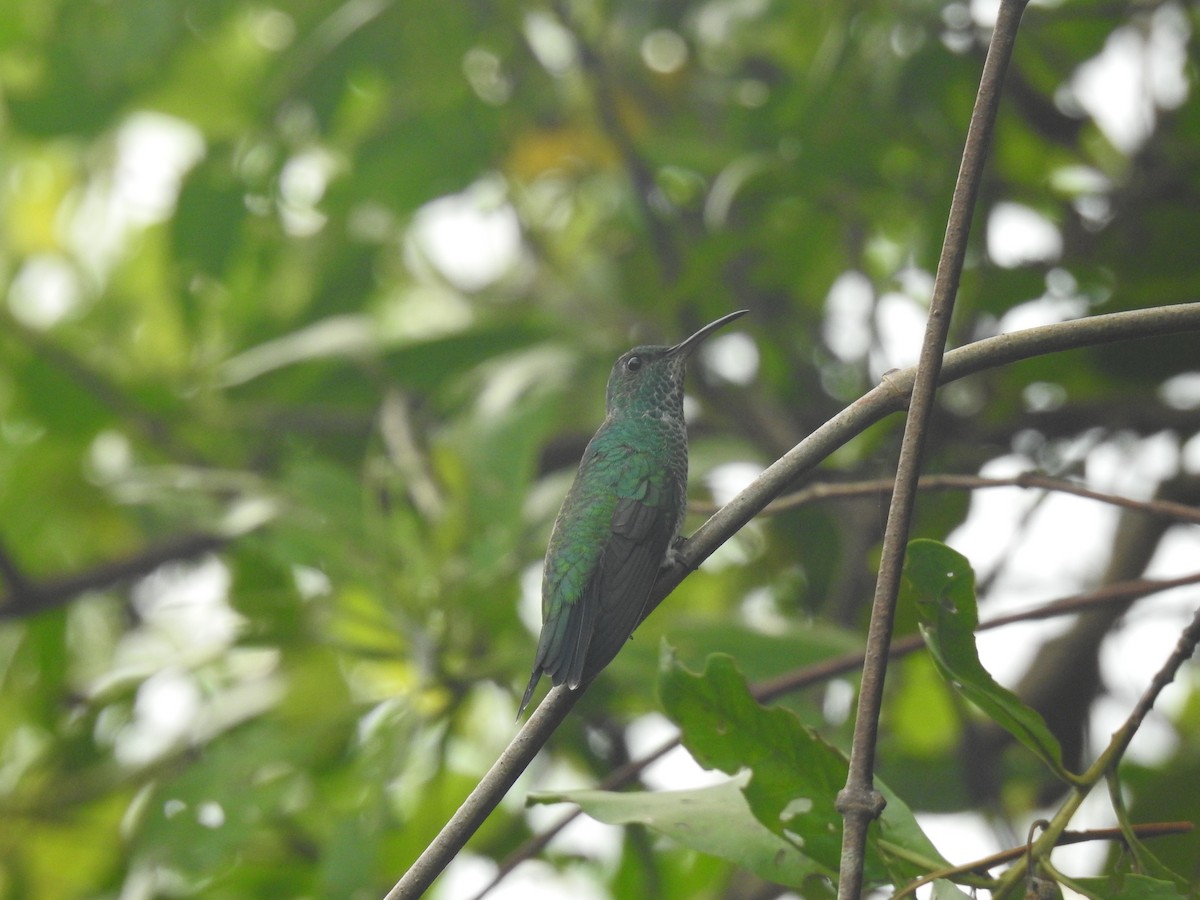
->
[992,599,1200,898]
[754,571,1200,704]
[692,472,1200,525]
[832,0,1029,891]
[1096,603,1200,792]
[0,532,229,620]
[892,821,1195,898]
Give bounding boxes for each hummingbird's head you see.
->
[603,310,748,420]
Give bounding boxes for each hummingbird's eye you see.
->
[625,355,643,372]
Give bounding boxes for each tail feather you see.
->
[517,667,542,720]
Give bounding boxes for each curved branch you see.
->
[672,301,1200,611]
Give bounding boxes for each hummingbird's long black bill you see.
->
[668,309,750,357]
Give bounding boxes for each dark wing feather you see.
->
[519,437,680,717]
[580,456,679,683]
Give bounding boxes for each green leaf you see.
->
[1070,874,1189,899]
[901,539,1074,782]
[658,650,846,870]
[529,777,832,891]
[1116,748,1200,884]
[657,649,950,888]
[930,880,976,899]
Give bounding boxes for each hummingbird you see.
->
[518,310,749,718]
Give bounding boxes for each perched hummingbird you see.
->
[519,310,749,717]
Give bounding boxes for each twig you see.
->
[890,821,1195,898]
[992,599,1200,897]
[0,532,229,620]
[834,0,1030,893]
[755,572,1200,703]
[1101,602,1200,774]
[693,472,1200,525]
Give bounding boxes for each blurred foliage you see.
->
[1,0,1199,897]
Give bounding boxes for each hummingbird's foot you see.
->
[661,537,686,571]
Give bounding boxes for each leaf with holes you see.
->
[901,539,1073,782]
[658,648,950,888]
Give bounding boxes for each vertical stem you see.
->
[834,1,1029,896]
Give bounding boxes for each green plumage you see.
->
[519,311,748,717]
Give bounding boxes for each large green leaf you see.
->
[530,776,832,891]
[901,539,1074,782]
[658,650,951,889]
[1070,874,1189,899]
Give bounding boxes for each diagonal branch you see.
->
[384,685,581,900]
[893,821,1195,898]
[992,598,1200,897]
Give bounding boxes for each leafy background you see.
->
[1,0,1199,897]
